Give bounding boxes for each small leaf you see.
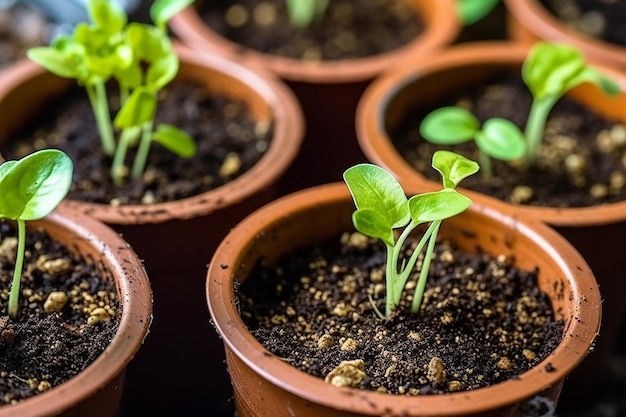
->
[114,62,142,90]
[420,107,479,145]
[145,52,178,91]
[573,67,621,96]
[352,209,395,246]
[127,23,169,62]
[151,0,195,30]
[475,118,526,161]
[27,47,81,79]
[343,164,410,229]
[432,150,480,189]
[88,0,127,35]
[153,124,196,158]
[0,149,73,221]
[408,190,472,223]
[456,0,500,26]
[114,88,157,129]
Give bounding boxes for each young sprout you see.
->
[419,42,621,172]
[343,150,479,317]
[27,0,196,187]
[419,106,526,178]
[456,0,500,26]
[0,149,73,319]
[285,0,329,27]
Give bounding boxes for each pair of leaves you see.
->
[420,107,526,163]
[343,151,478,246]
[0,150,72,221]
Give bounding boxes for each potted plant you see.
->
[205,153,600,417]
[168,0,460,193]
[354,40,626,403]
[504,0,626,70]
[0,149,152,417]
[0,1,304,414]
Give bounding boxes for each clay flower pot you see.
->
[169,0,460,193]
[206,182,600,417]
[354,41,626,402]
[504,0,626,69]
[0,205,152,417]
[0,44,303,415]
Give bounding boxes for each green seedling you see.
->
[285,0,329,27]
[0,149,73,319]
[27,0,195,187]
[344,150,479,317]
[456,0,500,26]
[420,106,526,178]
[522,42,620,163]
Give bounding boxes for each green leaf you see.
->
[573,67,621,96]
[0,149,73,221]
[127,23,170,62]
[522,42,586,99]
[456,0,500,26]
[475,118,526,161]
[408,189,472,223]
[432,150,480,189]
[151,0,196,30]
[0,160,16,181]
[88,0,127,35]
[343,164,410,229]
[352,209,395,246]
[420,107,479,145]
[153,124,196,158]
[114,62,142,89]
[145,52,178,91]
[114,88,157,129]
[27,47,81,79]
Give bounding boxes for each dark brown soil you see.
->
[0,220,119,405]
[540,0,626,47]
[196,0,424,61]
[1,80,272,205]
[238,232,563,395]
[392,72,626,208]
[0,4,49,70]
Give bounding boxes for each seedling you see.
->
[419,106,525,178]
[420,42,620,170]
[27,0,196,187]
[0,149,73,319]
[285,0,329,27]
[456,0,500,26]
[343,150,479,317]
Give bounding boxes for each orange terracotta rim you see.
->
[504,0,626,67]
[0,43,304,225]
[356,40,626,227]
[0,205,152,417]
[207,182,601,416]
[169,0,460,84]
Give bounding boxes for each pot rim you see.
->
[206,182,601,416]
[0,43,304,225]
[356,40,626,227]
[169,0,460,84]
[0,205,152,416]
[503,0,626,67]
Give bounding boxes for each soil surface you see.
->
[0,3,49,70]
[238,232,563,395]
[197,0,424,61]
[392,72,626,208]
[0,220,119,405]
[540,0,626,47]
[2,80,272,206]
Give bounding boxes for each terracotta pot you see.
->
[0,44,303,415]
[504,0,626,69]
[355,41,626,403]
[0,205,151,417]
[206,182,600,417]
[169,0,461,194]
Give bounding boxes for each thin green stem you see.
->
[478,150,492,179]
[524,96,557,164]
[384,242,397,317]
[131,121,154,179]
[86,81,116,156]
[8,220,26,319]
[410,221,442,314]
[111,126,140,186]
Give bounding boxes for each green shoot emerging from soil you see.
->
[27,0,196,186]
[285,0,329,27]
[420,42,620,171]
[456,0,500,26]
[0,149,73,319]
[343,150,479,317]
